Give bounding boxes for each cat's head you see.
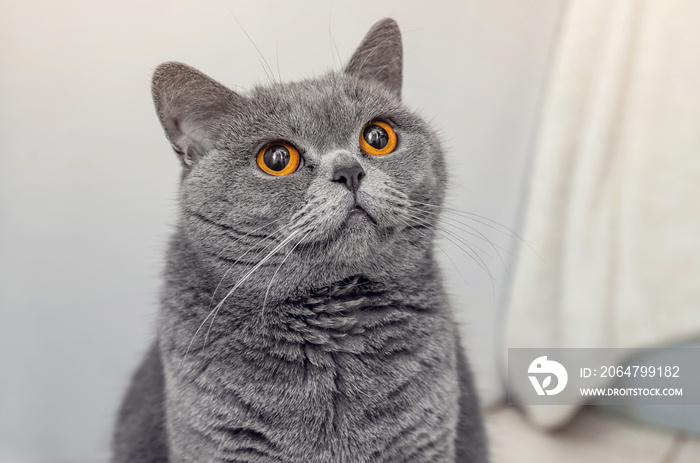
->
[153,18,446,289]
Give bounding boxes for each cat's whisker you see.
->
[330,30,342,72]
[407,198,539,256]
[329,34,336,70]
[181,229,302,367]
[408,204,513,251]
[401,211,498,302]
[436,226,497,281]
[405,205,514,283]
[201,229,303,346]
[208,217,286,311]
[406,200,523,280]
[275,40,282,82]
[327,1,343,70]
[440,214,515,255]
[403,211,495,278]
[439,216,514,283]
[328,21,337,71]
[231,14,277,84]
[202,237,282,346]
[260,229,313,323]
[394,215,470,288]
[436,241,471,288]
[435,228,498,305]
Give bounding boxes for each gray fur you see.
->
[113,18,488,462]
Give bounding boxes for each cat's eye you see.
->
[359,121,397,156]
[256,142,301,176]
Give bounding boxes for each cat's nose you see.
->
[332,161,365,194]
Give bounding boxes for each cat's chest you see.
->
[168,302,458,462]
[200,344,456,462]
[208,301,450,409]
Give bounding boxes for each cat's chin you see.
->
[312,219,400,270]
[333,205,390,240]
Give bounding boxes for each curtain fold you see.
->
[505,0,700,428]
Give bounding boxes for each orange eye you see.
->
[359,121,397,156]
[256,142,301,176]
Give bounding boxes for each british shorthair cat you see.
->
[112,18,489,463]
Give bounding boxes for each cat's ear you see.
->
[345,18,403,98]
[152,62,242,167]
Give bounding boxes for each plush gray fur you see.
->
[112,18,488,463]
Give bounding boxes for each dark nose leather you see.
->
[332,162,365,194]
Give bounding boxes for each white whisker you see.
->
[260,229,312,322]
[208,218,285,311]
[181,229,302,367]
[394,215,470,288]
[402,211,498,303]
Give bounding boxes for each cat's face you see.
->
[154,19,445,286]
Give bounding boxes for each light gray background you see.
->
[0,1,564,461]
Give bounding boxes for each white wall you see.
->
[0,1,563,461]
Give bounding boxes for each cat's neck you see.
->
[163,230,440,311]
[161,266,449,377]
[159,233,447,363]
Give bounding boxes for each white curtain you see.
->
[505,0,700,428]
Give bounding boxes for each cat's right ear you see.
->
[345,18,403,98]
[152,62,242,167]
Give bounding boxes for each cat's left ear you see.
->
[345,18,403,98]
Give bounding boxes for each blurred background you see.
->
[1,0,699,462]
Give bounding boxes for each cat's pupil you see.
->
[263,145,290,171]
[363,124,388,149]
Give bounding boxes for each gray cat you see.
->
[112,18,488,463]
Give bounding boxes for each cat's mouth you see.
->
[346,204,378,226]
[293,200,400,261]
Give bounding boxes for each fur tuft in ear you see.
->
[152,62,242,167]
[345,18,403,98]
